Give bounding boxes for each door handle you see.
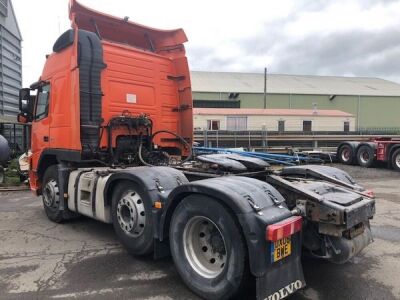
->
[43,136,49,142]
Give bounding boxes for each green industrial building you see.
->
[191,71,400,130]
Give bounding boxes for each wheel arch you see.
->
[36,149,82,193]
[37,154,58,190]
[103,166,188,207]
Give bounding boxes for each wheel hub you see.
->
[116,191,146,237]
[183,216,227,279]
[43,179,59,208]
[360,151,370,163]
[342,149,350,161]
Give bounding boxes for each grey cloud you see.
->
[188,21,400,83]
[186,0,400,82]
[270,27,400,80]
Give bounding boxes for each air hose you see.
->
[138,130,193,167]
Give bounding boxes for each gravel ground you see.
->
[0,164,399,300]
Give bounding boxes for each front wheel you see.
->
[42,165,74,223]
[391,148,400,172]
[169,195,249,300]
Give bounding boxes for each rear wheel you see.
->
[42,165,74,223]
[391,148,400,172]
[356,145,374,168]
[338,145,354,165]
[169,195,248,300]
[111,181,154,255]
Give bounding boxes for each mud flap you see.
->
[256,232,306,300]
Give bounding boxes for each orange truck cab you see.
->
[19,0,192,194]
[17,2,376,300]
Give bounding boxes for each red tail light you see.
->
[266,216,302,241]
[363,189,375,198]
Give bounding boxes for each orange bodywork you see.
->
[29,0,193,192]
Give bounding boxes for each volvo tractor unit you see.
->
[18,1,375,299]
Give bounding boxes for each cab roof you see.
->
[69,0,188,52]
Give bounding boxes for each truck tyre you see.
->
[111,181,154,255]
[169,195,248,300]
[391,148,400,172]
[338,144,354,165]
[42,165,73,223]
[356,145,374,168]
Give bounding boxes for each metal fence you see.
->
[0,122,30,157]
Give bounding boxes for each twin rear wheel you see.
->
[113,188,249,299]
[356,145,375,168]
[169,195,248,300]
[338,145,375,168]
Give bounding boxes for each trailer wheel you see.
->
[356,145,374,168]
[391,148,400,172]
[111,181,153,255]
[169,195,248,300]
[42,165,72,223]
[338,145,354,165]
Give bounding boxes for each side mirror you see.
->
[17,113,28,124]
[19,88,34,122]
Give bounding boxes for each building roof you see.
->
[191,71,400,96]
[193,108,353,117]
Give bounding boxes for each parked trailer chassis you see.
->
[337,139,400,171]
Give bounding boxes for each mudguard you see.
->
[280,165,365,192]
[161,176,305,285]
[103,166,189,238]
[197,153,269,171]
[257,231,305,300]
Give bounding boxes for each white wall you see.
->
[193,114,356,131]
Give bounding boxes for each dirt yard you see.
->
[0,164,399,299]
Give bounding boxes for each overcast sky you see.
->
[12,0,400,86]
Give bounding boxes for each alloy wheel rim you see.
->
[43,179,59,208]
[342,149,351,161]
[116,191,146,237]
[183,216,227,279]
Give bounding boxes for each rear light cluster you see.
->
[363,189,375,198]
[266,216,302,241]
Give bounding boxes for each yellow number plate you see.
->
[271,237,291,262]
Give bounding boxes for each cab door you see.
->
[31,83,51,171]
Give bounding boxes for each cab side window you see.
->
[35,84,50,121]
